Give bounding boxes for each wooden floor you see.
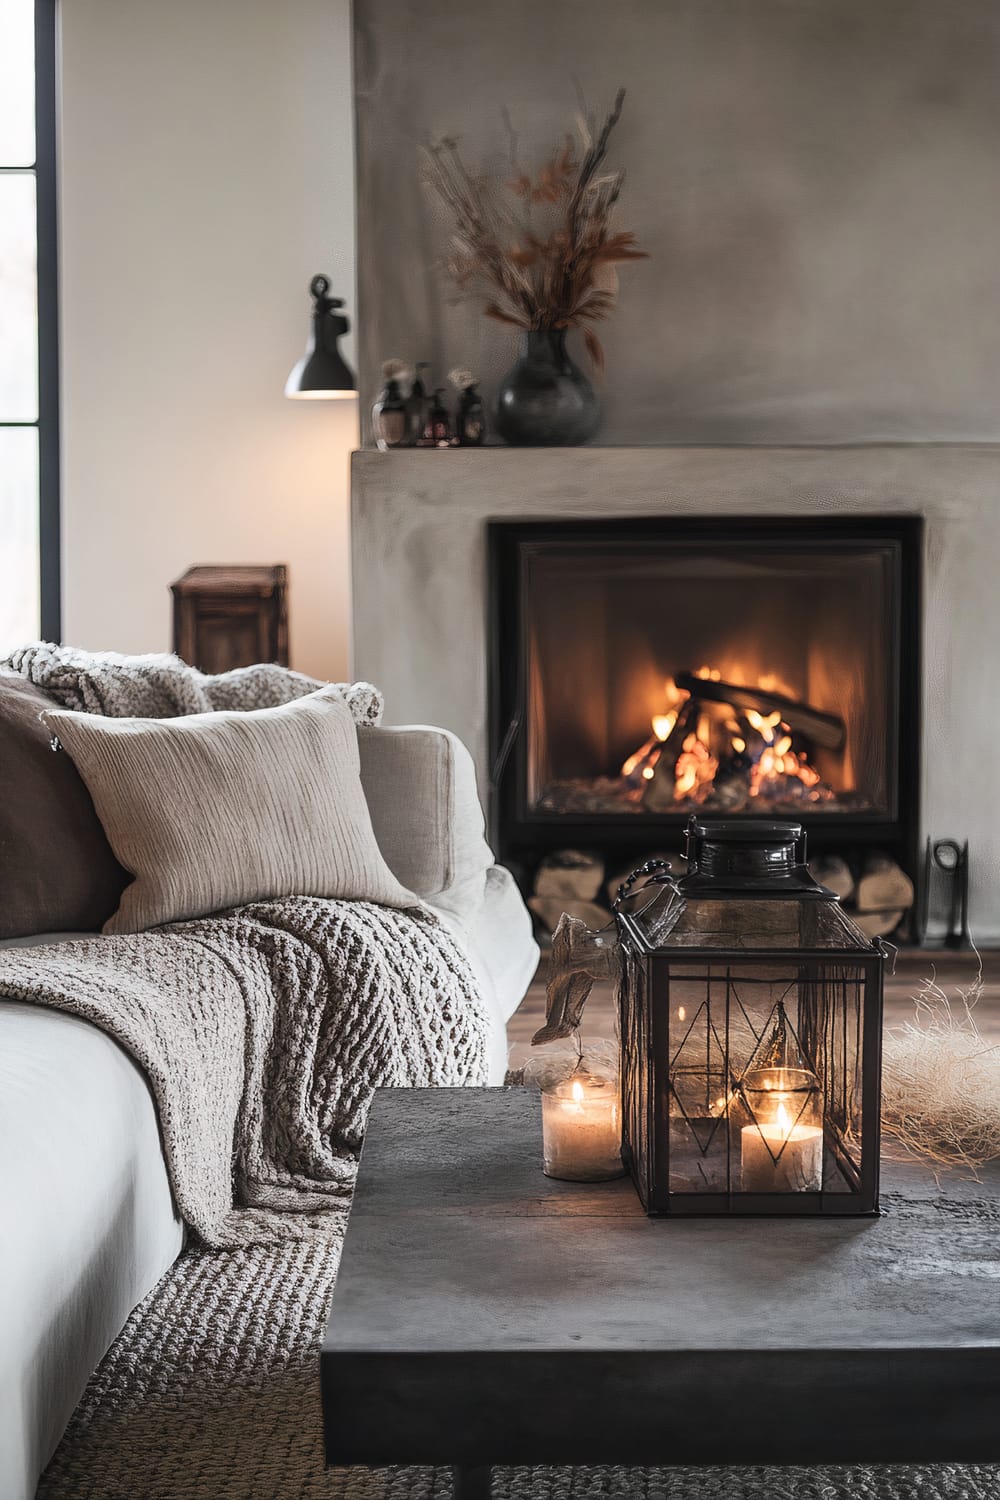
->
[508,947,1000,1068]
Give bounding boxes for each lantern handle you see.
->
[613,857,674,912]
[875,935,898,974]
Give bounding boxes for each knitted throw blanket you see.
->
[0,900,488,1247]
[3,640,383,727]
[0,645,489,1246]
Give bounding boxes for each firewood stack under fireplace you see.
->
[529,847,914,942]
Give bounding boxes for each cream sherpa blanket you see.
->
[0,646,489,1246]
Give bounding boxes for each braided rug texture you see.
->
[36,1231,1000,1500]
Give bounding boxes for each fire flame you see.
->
[748,713,822,801]
[674,732,717,799]
[621,667,831,808]
[621,677,689,779]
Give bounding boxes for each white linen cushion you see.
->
[431,864,540,1083]
[44,687,413,934]
[357,724,494,915]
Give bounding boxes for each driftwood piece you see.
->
[808,854,856,904]
[532,911,622,1045]
[674,670,845,751]
[533,849,604,902]
[529,897,609,934]
[854,853,915,938]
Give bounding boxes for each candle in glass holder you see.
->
[741,1098,823,1193]
[542,1074,624,1182]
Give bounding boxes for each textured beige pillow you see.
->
[42,686,414,934]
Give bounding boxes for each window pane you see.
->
[0,172,38,420]
[0,426,39,652]
[0,0,35,165]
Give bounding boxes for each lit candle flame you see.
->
[571,1079,585,1105]
[775,1100,791,1140]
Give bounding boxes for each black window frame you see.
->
[36,0,60,640]
[1,0,61,641]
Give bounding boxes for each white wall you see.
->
[58,0,357,680]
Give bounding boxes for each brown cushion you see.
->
[0,672,129,938]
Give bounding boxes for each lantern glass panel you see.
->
[619,870,881,1214]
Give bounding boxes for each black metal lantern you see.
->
[616,817,884,1216]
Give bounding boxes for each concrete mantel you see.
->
[351,443,1000,939]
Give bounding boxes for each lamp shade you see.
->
[285,274,357,399]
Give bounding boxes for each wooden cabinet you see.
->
[170,565,289,673]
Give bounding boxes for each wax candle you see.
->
[741,1100,823,1193]
[541,1074,624,1182]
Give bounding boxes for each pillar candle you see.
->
[741,1111,823,1193]
[542,1075,624,1182]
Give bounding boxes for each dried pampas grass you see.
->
[881,961,1000,1178]
[422,87,647,367]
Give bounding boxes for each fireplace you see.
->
[489,516,922,887]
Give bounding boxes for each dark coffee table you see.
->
[321,1088,1000,1499]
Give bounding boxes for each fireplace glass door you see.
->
[490,519,920,860]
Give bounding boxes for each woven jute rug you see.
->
[36,1232,1000,1500]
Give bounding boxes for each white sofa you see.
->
[0,722,538,1500]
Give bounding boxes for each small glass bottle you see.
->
[456,382,486,445]
[406,362,431,445]
[372,369,409,450]
[417,388,457,448]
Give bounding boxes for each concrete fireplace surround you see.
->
[351,444,1000,942]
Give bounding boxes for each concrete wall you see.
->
[59,0,357,679]
[355,0,1000,446]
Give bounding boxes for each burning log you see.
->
[642,700,704,810]
[854,854,914,939]
[673,670,846,751]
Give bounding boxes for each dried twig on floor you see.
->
[881,957,1000,1178]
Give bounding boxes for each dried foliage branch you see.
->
[881,960,1000,1178]
[422,87,647,367]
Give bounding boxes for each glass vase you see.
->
[495,328,600,447]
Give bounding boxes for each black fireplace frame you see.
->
[488,514,923,889]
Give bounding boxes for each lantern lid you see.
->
[675,816,837,900]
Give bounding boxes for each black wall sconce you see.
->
[285,274,357,399]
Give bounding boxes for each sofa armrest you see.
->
[357,724,495,912]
